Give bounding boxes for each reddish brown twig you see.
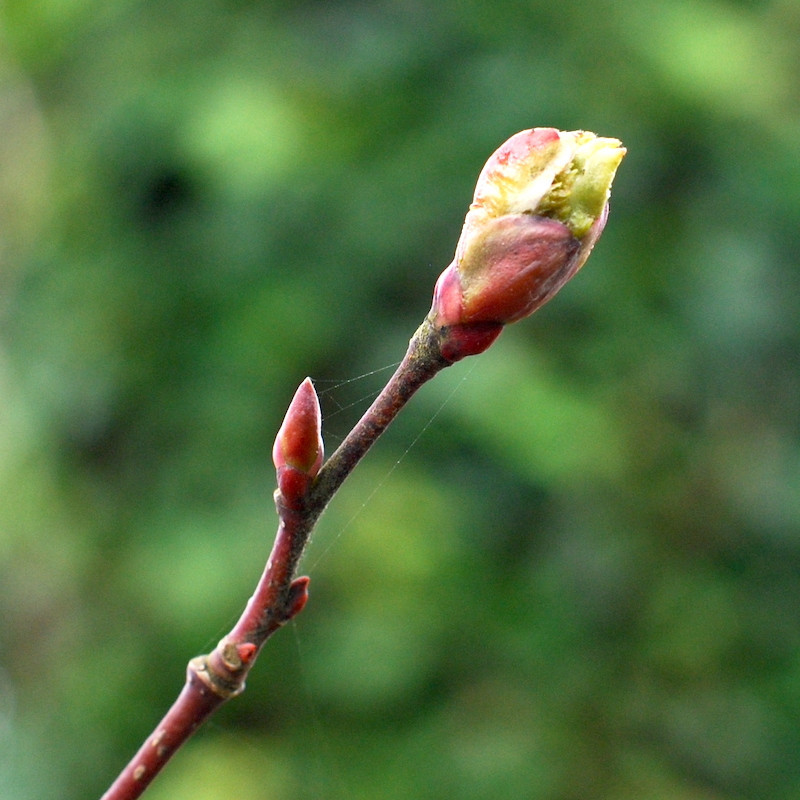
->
[100,317,451,800]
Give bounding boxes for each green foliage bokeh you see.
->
[2,1,800,798]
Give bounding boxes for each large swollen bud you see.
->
[431,128,625,361]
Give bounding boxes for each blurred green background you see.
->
[2,1,800,798]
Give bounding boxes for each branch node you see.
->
[188,648,247,700]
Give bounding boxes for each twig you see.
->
[100,317,451,800]
[99,127,624,799]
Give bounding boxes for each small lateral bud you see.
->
[273,378,324,507]
[236,642,257,665]
[281,576,310,623]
